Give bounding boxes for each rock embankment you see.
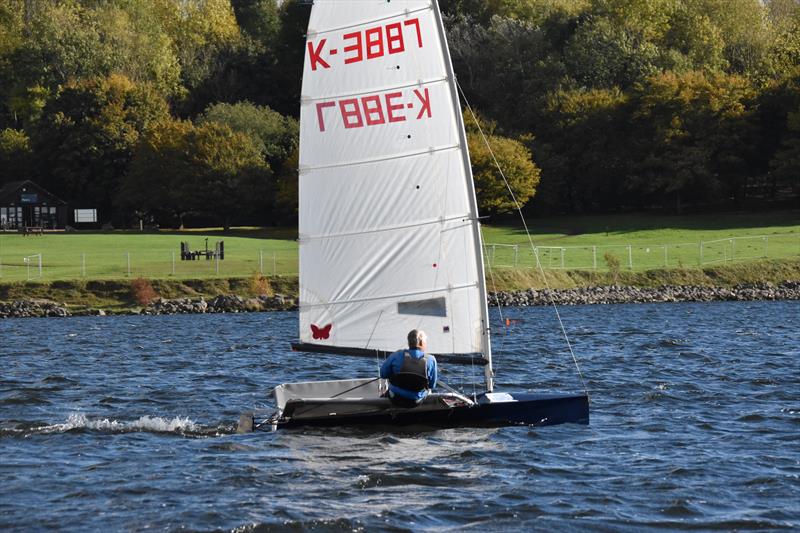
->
[140,294,297,315]
[488,281,800,307]
[2,283,798,318]
[0,300,69,318]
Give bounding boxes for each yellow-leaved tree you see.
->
[466,112,540,214]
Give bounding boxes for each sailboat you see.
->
[238,0,589,431]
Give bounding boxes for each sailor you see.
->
[380,329,438,407]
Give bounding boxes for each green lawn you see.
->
[0,211,797,282]
[0,228,298,282]
[481,210,800,271]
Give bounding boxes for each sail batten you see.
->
[299,0,490,369]
[300,281,478,309]
[300,213,471,242]
[300,143,459,173]
[302,77,447,103]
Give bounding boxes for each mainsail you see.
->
[298,0,492,388]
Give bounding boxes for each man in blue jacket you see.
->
[380,329,438,407]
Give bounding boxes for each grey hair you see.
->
[407,329,427,349]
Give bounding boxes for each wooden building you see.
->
[0,180,68,230]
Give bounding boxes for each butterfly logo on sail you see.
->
[310,323,332,340]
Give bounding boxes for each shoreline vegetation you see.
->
[1,258,798,318]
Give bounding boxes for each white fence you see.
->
[484,232,800,271]
[0,250,296,281]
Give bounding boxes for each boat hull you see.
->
[252,392,589,431]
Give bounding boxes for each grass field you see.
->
[0,228,298,281]
[0,211,797,283]
[482,210,800,271]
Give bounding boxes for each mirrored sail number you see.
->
[307,18,423,71]
[315,88,431,132]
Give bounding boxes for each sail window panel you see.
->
[300,82,458,169]
[299,288,483,355]
[397,297,447,317]
[299,150,472,239]
[304,2,443,99]
[299,221,480,309]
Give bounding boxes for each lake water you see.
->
[1,301,798,531]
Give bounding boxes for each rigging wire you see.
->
[483,244,508,359]
[365,311,385,385]
[457,81,590,400]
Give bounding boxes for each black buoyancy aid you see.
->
[389,351,430,392]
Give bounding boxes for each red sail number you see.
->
[315,88,432,132]
[308,18,423,71]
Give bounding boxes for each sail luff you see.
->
[430,0,494,391]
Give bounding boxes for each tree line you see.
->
[0,0,798,229]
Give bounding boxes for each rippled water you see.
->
[1,302,798,531]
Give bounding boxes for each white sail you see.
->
[298,0,491,381]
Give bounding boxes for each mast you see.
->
[431,1,494,391]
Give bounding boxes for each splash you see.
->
[42,413,199,434]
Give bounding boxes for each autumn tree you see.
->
[0,127,32,184]
[466,114,540,214]
[120,119,271,229]
[32,75,170,221]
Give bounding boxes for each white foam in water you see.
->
[42,413,198,434]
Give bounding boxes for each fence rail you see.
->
[0,232,797,282]
[483,232,800,271]
[0,250,298,282]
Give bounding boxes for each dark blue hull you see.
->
[273,392,589,430]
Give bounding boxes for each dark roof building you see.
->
[0,180,68,230]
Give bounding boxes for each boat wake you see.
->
[1,413,235,438]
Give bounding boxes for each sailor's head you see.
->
[407,329,427,350]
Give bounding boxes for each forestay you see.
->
[298,0,492,384]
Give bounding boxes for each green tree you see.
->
[33,75,170,221]
[197,101,298,169]
[564,18,660,89]
[120,119,272,230]
[769,107,800,199]
[534,87,629,212]
[0,127,32,183]
[627,71,756,211]
[466,115,540,214]
[182,121,272,230]
[118,118,195,228]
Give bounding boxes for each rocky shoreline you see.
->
[1,282,798,318]
[488,281,800,307]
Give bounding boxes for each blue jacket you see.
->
[380,348,438,402]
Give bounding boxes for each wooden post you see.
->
[699,242,703,265]
[593,246,597,270]
[628,245,633,270]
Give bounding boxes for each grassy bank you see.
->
[0,211,797,282]
[2,258,798,312]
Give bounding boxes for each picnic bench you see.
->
[19,226,44,236]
